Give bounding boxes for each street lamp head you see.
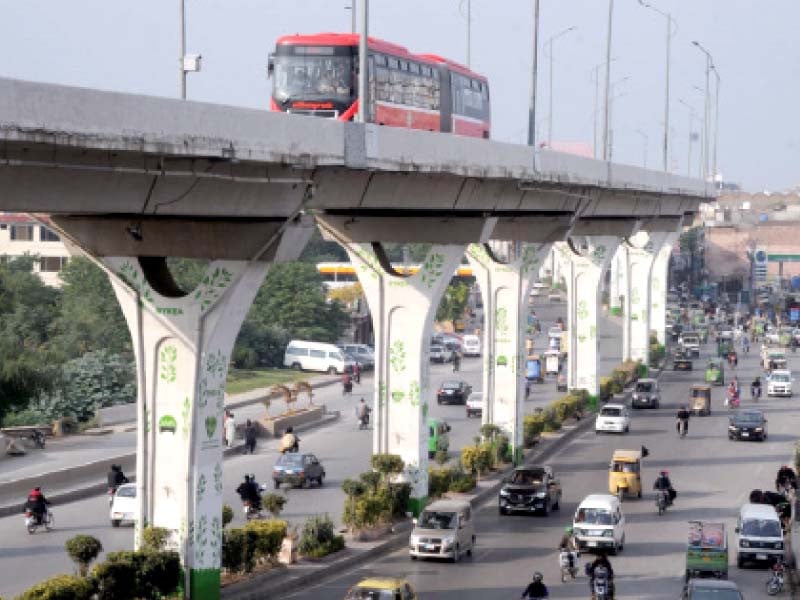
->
[692,40,699,47]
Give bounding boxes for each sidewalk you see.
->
[0,373,340,515]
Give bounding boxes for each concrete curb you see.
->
[222,414,596,600]
[0,411,341,518]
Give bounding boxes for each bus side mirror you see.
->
[267,53,275,78]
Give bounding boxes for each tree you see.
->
[49,257,130,360]
[65,534,103,577]
[299,229,348,263]
[436,281,471,323]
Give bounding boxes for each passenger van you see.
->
[283,340,353,374]
[735,503,784,567]
[572,494,626,554]
[462,335,481,357]
[409,498,475,562]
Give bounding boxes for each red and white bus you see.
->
[268,33,490,139]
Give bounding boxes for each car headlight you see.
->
[740,539,749,547]
[603,530,614,537]
[754,427,763,432]
[775,541,784,549]
[500,489,510,497]
[728,425,736,431]
[410,535,420,544]
[442,537,455,549]
[536,492,547,499]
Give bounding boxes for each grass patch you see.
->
[226,369,312,395]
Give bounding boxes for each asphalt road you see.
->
[283,330,800,599]
[0,300,621,597]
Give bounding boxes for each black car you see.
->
[436,380,472,405]
[272,453,325,488]
[728,410,768,441]
[498,466,561,516]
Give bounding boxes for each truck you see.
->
[679,333,701,358]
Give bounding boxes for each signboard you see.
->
[791,308,800,323]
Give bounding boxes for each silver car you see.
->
[631,378,660,409]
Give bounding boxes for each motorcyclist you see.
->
[676,405,690,435]
[653,469,675,505]
[586,553,615,597]
[520,571,549,599]
[776,465,798,491]
[235,475,261,512]
[25,487,50,523]
[342,372,353,396]
[279,427,299,453]
[558,526,579,569]
[751,376,762,400]
[107,464,128,491]
[356,398,371,428]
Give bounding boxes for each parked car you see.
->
[595,403,631,434]
[437,380,472,405]
[631,378,660,409]
[465,392,483,418]
[409,499,476,562]
[109,483,137,527]
[498,466,561,516]
[462,334,481,357]
[272,453,325,488]
[338,343,375,370]
[728,409,767,441]
[345,578,419,600]
[767,369,793,397]
[283,340,354,374]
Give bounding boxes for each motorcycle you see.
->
[242,500,262,520]
[25,509,53,534]
[30,429,45,449]
[592,565,612,600]
[766,559,785,596]
[358,412,370,430]
[751,385,761,402]
[107,487,118,506]
[656,489,669,515]
[677,419,688,438]
[559,549,579,582]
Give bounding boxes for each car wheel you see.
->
[624,425,630,433]
[410,555,418,561]
[452,544,460,563]
[318,474,325,486]
[274,480,280,489]
[737,556,745,568]
[111,519,121,528]
[437,398,442,405]
[542,500,550,516]
[328,366,337,375]
[499,506,507,516]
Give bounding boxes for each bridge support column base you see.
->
[342,243,466,507]
[467,242,551,465]
[650,235,678,346]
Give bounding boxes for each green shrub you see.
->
[599,377,612,401]
[448,470,477,493]
[137,551,181,598]
[434,449,449,465]
[140,526,170,553]
[428,467,454,498]
[371,454,405,483]
[221,528,246,573]
[65,535,103,577]
[541,408,562,432]
[388,482,411,518]
[298,514,345,558]
[794,441,800,474]
[92,552,139,600]
[222,504,234,528]
[15,574,94,600]
[243,519,287,562]
[523,414,545,447]
[495,433,510,463]
[261,492,287,518]
[359,470,382,492]
[461,444,492,476]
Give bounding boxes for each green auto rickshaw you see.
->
[686,521,728,581]
[696,326,709,344]
[716,334,734,358]
[705,358,724,386]
[427,418,451,459]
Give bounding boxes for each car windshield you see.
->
[600,407,622,417]
[418,510,456,529]
[273,54,353,102]
[636,382,654,393]
[575,508,613,525]
[276,454,304,466]
[689,589,742,600]
[741,518,781,537]
[345,589,395,600]
[510,469,545,484]
[117,486,136,498]
[734,412,763,424]
[772,373,790,382]
[430,346,443,352]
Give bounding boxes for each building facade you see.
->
[0,213,71,286]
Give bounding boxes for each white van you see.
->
[409,498,476,562]
[462,335,481,357]
[735,503,784,567]
[573,494,626,554]
[283,340,352,374]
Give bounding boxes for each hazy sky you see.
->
[1,1,797,192]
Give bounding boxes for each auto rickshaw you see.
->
[696,326,709,344]
[544,350,560,376]
[685,521,728,581]
[705,358,724,385]
[525,355,543,383]
[716,333,734,357]
[608,449,643,501]
[689,384,712,416]
[673,349,693,371]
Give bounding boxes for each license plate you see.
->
[741,432,749,437]
[588,541,597,547]
[424,544,435,550]
[757,553,767,560]
[113,513,123,519]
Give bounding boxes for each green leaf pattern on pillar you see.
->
[196,474,207,505]
[590,325,597,340]
[520,245,541,274]
[389,341,406,373]
[213,463,223,495]
[378,382,388,408]
[631,287,641,306]
[354,246,381,280]
[590,245,607,265]
[206,350,227,379]
[195,515,208,563]
[421,401,429,419]
[577,300,589,321]
[495,307,509,337]
[420,252,444,288]
[117,261,154,306]
[467,243,490,266]
[182,396,191,440]
[194,267,233,312]
[210,516,221,563]
[408,381,420,407]
[159,346,178,383]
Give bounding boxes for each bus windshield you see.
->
[273,54,353,103]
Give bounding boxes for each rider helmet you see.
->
[532,572,543,582]
[660,470,669,476]
[564,526,573,534]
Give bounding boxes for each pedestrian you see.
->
[244,419,257,454]
[225,410,236,449]
[453,351,461,372]
[353,362,361,384]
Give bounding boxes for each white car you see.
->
[465,392,483,418]
[462,335,481,357]
[595,404,631,434]
[767,370,793,397]
[110,483,138,527]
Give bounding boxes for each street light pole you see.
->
[678,98,696,177]
[357,0,368,123]
[351,0,357,33]
[602,0,615,161]
[608,76,629,162]
[527,0,541,147]
[179,0,186,99]
[466,0,472,68]
[711,65,721,185]
[546,26,577,147]
[638,1,673,172]
[635,129,648,168]
[692,40,714,180]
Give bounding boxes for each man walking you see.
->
[244,419,257,454]
[225,411,237,448]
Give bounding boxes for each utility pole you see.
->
[711,65,721,185]
[678,99,696,178]
[527,0,540,147]
[602,0,615,161]
[692,41,715,180]
[179,0,186,99]
[357,0,368,123]
[351,0,357,33]
[546,26,577,147]
[466,0,472,68]
[636,129,648,168]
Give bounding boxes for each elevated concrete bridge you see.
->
[0,76,712,598]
